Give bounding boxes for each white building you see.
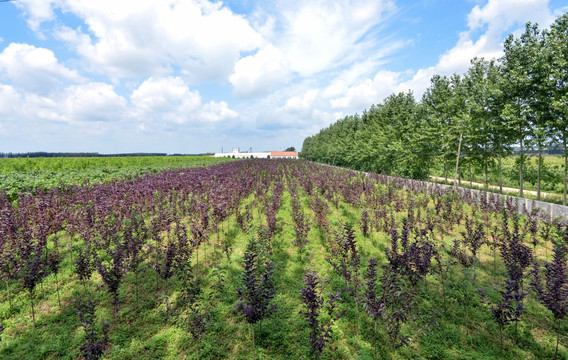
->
[270,151,299,159]
[213,151,270,159]
[213,150,299,159]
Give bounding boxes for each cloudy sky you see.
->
[0,0,566,154]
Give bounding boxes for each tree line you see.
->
[301,13,568,205]
[0,152,171,158]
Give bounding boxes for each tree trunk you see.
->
[562,136,568,206]
[374,319,378,360]
[537,142,542,201]
[514,320,518,346]
[252,324,256,360]
[485,157,489,191]
[465,297,470,338]
[5,279,12,311]
[135,271,139,304]
[30,289,36,328]
[69,242,75,264]
[499,151,503,194]
[441,271,447,315]
[555,329,559,360]
[355,299,360,338]
[454,132,463,187]
[427,154,431,180]
[445,161,448,185]
[519,132,524,198]
[500,326,503,360]
[554,318,559,360]
[55,272,61,309]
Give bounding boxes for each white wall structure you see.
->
[213,151,270,158]
[214,150,299,159]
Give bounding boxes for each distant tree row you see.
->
[301,13,568,205]
[0,152,183,158]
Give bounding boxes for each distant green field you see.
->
[0,156,233,198]
[431,154,567,196]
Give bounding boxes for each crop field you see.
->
[430,155,567,201]
[0,159,567,359]
[0,156,232,199]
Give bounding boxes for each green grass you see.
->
[0,167,566,359]
[430,154,567,198]
[429,176,566,205]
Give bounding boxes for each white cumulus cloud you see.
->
[14,0,60,32]
[42,0,263,82]
[62,83,127,123]
[0,43,84,94]
[230,44,290,98]
[329,70,402,110]
[278,0,396,76]
[0,84,23,119]
[131,77,237,125]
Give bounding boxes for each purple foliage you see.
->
[75,245,95,286]
[95,239,127,313]
[236,204,253,234]
[387,220,438,286]
[461,215,485,260]
[179,263,211,356]
[380,262,414,351]
[300,270,343,358]
[326,223,360,291]
[292,210,311,259]
[309,194,329,232]
[498,213,533,293]
[236,237,276,325]
[450,239,474,268]
[360,210,370,237]
[75,297,109,360]
[363,258,382,319]
[530,228,568,330]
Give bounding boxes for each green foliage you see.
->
[0,156,232,199]
[302,92,431,179]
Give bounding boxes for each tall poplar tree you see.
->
[501,29,532,198]
[548,14,568,205]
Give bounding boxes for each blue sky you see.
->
[0,0,566,154]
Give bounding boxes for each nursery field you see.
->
[0,155,232,199]
[0,159,567,360]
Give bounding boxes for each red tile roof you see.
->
[270,151,298,156]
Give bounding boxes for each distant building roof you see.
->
[270,151,298,156]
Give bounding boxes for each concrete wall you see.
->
[272,155,299,159]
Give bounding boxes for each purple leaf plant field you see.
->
[0,159,567,359]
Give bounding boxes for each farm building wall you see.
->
[213,152,270,159]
